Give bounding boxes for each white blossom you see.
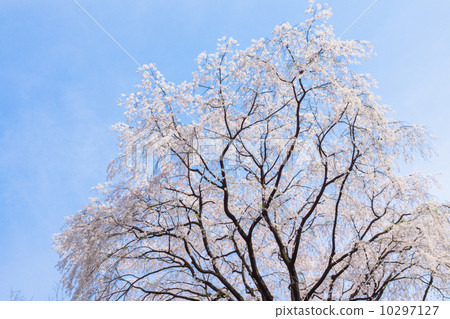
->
[54,4,449,301]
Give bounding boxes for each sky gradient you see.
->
[0,0,449,300]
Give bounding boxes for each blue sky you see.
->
[0,0,449,300]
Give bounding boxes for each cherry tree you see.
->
[55,2,449,301]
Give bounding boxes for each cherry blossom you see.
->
[54,2,449,301]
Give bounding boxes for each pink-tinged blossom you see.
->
[54,3,449,301]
